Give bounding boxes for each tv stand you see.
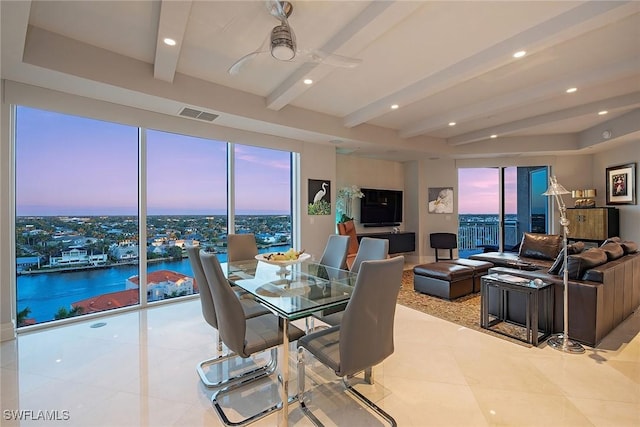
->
[357,231,416,254]
[363,223,400,228]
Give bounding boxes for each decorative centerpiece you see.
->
[255,248,310,276]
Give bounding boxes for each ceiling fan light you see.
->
[272,44,295,60]
[271,25,295,61]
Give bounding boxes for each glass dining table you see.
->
[223,257,357,426]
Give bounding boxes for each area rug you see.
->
[397,270,531,347]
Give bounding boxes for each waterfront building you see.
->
[109,241,139,261]
[49,248,108,267]
[125,270,194,302]
[72,289,139,314]
[16,256,41,272]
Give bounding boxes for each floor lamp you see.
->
[543,176,585,354]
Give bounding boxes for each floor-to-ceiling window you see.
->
[14,107,294,327]
[458,166,548,257]
[233,144,292,252]
[15,107,139,326]
[145,130,228,301]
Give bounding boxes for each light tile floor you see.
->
[1,298,638,426]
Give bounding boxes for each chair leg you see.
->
[305,317,315,334]
[197,347,278,389]
[364,367,374,385]
[297,347,324,427]
[212,348,298,427]
[342,376,397,427]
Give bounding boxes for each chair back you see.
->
[338,256,404,377]
[337,220,359,257]
[186,245,218,329]
[430,232,457,261]
[319,234,350,270]
[199,250,248,356]
[351,237,389,274]
[227,233,259,262]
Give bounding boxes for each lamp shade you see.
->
[543,176,570,196]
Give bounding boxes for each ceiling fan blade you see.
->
[228,52,262,75]
[307,50,362,68]
[228,34,270,75]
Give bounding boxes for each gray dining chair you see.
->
[350,237,389,274]
[297,256,405,427]
[317,237,390,327]
[305,234,350,332]
[186,246,271,389]
[200,250,306,427]
[318,234,350,271]
[227,233,259,262]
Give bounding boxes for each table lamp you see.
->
[543,176,585,354]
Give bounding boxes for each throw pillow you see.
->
[602,236,621,244]
[620,241,638,254]
[519,232,562,260]
[547,241,585,275]
[600,242,625,261]
[562,248,608,279]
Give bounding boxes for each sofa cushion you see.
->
[602,236,621,244]
[547,241,585,275]
[518,232,562,261]
[562,247,608,279]
[620,241,638,254]
[600,242,625,261]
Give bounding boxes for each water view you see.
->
[16,215,291,325]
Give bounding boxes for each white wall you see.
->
[593,140,640,244]
[0,81,16,341]
[299,143,339,260]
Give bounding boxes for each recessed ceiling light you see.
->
[513,50,526,58]
[303,79,313,85]
[566,87,577,93]
[391,104,399,110]
[598,110,608,115]
[448,122,456,126]
[490,134,498,139]
[163,38,176,46]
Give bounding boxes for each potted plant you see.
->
[336,185,364,224]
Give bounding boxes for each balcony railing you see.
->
[458,218,519,252]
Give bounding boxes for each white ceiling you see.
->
[2,0,640,161]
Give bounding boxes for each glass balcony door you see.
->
[458,166,548,257]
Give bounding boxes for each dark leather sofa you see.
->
[470,233,640,347]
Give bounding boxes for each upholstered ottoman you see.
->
[413,263,474,300]
[441,259,494,292]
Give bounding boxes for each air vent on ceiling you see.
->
[178,107,219,122]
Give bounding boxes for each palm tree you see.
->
[17,307,31,327]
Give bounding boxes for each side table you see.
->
[481,273,554,346]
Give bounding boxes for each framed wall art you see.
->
[308,179,331,215]
[428,187,454,214]
[606,163,636,205]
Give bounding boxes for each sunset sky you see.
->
[15,106,542,217]
[15,107,291,216]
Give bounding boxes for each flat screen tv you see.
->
[359,188,403,227]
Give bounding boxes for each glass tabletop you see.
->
[224,258,357,321]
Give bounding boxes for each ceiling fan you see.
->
[228,0,362,75]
